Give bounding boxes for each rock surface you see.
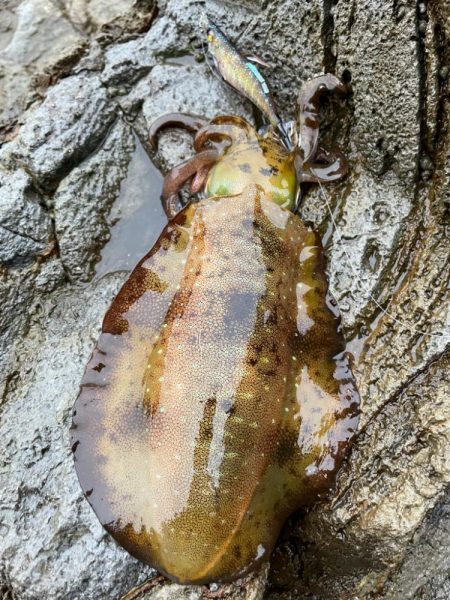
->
[0,1,449,600]
[54,118,135,282]
[7,72,118,187]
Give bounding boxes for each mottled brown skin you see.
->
[71,183,359,584]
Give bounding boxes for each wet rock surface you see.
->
[0,167,52,266]
[54,118,135,282]
[6,72,118,187]
[0,1,449,600]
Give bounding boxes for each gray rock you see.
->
[0,257,65,413]
[0,167,52,266]
[309,167,412,329]
[0,63,33,128]
[0,0,156,130]
[72,40,106,74]
[54,119,135,282]
[382,485,450,599]
[0,0,85,127]
[10,72,117,188]
[101,16,180,87]
[0,0,83,68]
[86,0,149,28]
[333,1,421,186]
[0,1,18,54]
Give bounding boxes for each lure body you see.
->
[203,17,290,148]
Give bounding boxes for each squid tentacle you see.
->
[297,147,348,184]
[297,74,347,165]
[190,166,212,194]
[149,113,209,149]
[162,149,219,218]
[194,116,253,152]
[194,124,235,153]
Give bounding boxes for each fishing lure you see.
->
[71,16,359,588]
[200,14,292,150]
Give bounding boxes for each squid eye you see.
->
[207,30,213,42]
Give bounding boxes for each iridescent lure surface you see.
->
[201,14,292,149]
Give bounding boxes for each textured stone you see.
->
[10,73,117,188]
[0,1,18,53]
[0,0,85,127]
[54,119,135,282]
[0,0,82,67]
[86,0,147,27]
[101,16,179,87]
[0,167,52,266]
[333,1,421,186]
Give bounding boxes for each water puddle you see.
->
[94,134,166,280]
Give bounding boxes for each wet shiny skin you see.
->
[205,129,296,209]
[71,184,359,584]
